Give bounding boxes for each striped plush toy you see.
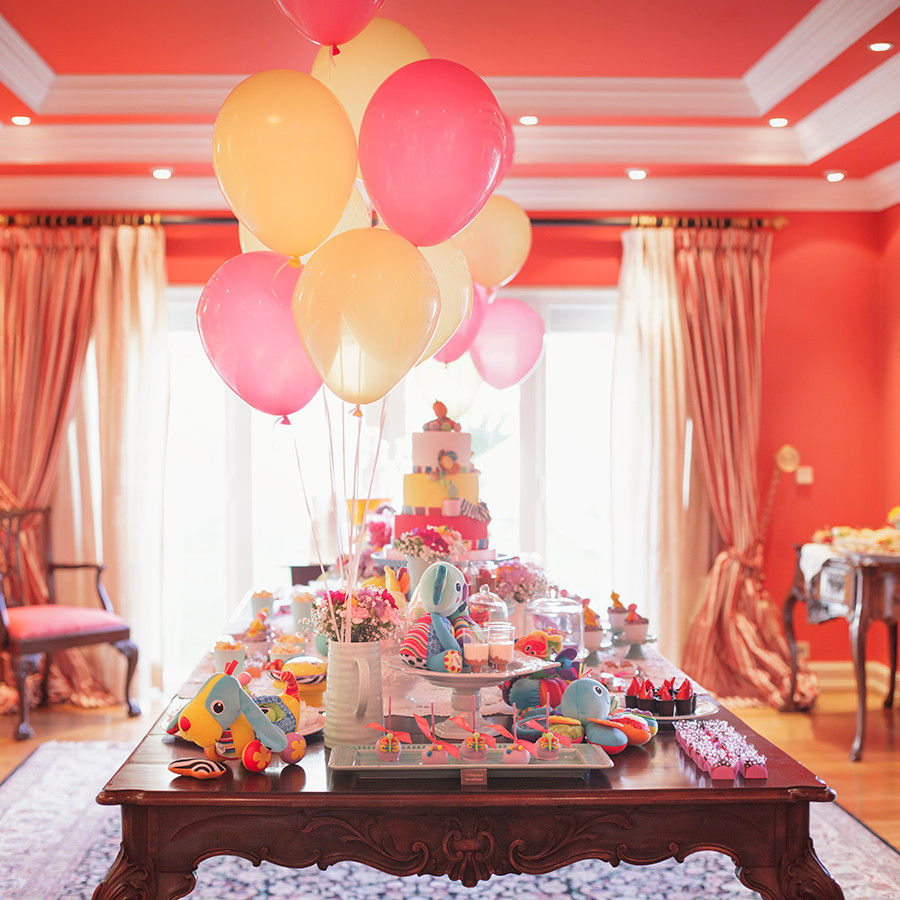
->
[399,561,479,672]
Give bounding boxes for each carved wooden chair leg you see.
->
[113,639,141,717]
[39,652,52,707]
[885,621,897,709]
[13,653,42,740]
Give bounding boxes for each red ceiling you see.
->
[0,0,896,208]
[1,0,817,78]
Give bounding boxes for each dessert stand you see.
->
[608,632,658,660]
[387,655,558,740]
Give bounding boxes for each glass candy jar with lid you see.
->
[524,589,586,659]
[467,585,509,631]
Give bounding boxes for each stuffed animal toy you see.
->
[399,561,478,672]
[516,676,656,755]
[501,639,580,708]
[166,661,306,771]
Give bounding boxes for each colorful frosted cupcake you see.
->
[675,680,697,716]
[534,730,561,761]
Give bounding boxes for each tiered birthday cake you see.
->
[392,402,494,560]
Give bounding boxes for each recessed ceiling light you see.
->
[626,168,648,180]
[824,170,845,183]
[768,117,789,128]
[152,167,173,180]
[11,115,31,126]
[518,115,538,126]
[868,41,894,52]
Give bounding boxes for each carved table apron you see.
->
[93,701,842,899]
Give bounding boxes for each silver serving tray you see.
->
[328,742,614,779]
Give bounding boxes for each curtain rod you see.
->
[0,212,788,230]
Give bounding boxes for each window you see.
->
[162,285,617,688]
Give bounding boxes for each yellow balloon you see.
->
[238,221,271,253]
[417,243,473,362]
[415,353,482,419]
[300,186,372,264]
[213,69,357,258]
[311,18,429,139]
[239,187,371,260]
[294,228,440,406]
[451,194,533,287]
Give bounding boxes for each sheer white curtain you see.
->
[610,227,712,663]
[54,225,169,695]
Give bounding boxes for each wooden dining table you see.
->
[91,656,844,899]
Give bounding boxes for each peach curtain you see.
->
[610,228,715,664]
[0,226,111,711]
[54,225,169,695]
[677,228,816,708]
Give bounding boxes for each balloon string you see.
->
[322,391,349,639]
[284,417,340,639]
[348,409,363,597]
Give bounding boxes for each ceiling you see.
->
[0,0,898,213]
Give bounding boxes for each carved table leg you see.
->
[113,639,141,717]
[849,598,869,762]
[783,589,800,710]
[93,808,197,900]
[736,804,844,900]
[885,621,897,709]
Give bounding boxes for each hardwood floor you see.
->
[2,688,899,849]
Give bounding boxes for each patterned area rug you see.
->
[3,741,900,899]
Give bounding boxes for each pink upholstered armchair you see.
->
[0,507,139,740]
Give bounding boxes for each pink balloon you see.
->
[272,0,384,47]
[197,252,322,417]
[497,113,515,184]
[469,297,545,389]
[359,59,506,247]
[433,282,490,364]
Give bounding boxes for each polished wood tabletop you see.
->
[93,683,844,899]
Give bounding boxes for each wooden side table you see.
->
[783,545,900,760]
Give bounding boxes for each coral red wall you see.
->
[164,209,896,665]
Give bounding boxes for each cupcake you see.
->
[607,591,628,632]
[638,679,655,713]
[623,604,649,644]
[583,600,604,651]
[675,680,697,716]
[655,683,675,717]
[625,675,643,710]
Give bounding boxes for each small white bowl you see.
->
[213,647,245,673]
[623,622,648,644]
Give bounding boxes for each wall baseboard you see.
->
[812,660,893,694]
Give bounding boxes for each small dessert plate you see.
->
[615,694,718,722]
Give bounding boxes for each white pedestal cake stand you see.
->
[387,656,559,740]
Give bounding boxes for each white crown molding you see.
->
[500,175,880,211]
[795,53,900,161]
[0,121,806,167]
[744,0,900,114]
[0,172,890,212]
[0,175,226,209]
[867,160,900,209]
[0,13,55,112]
[513,124,805,166]
[40,74,245,116]
[486,76,757,118]
[0,123,212,164]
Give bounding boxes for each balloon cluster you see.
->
[196,0,543,418]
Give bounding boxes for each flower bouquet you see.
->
[392,525,466,562]
[311,586,403,644]
[495,558,549,605]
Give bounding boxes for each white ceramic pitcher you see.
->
[323,639,383,748]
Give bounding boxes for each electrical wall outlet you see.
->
[797,640,811,662]
[795,465,814,485]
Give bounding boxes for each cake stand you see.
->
[387,656,558,740]
[613,633,658,660]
